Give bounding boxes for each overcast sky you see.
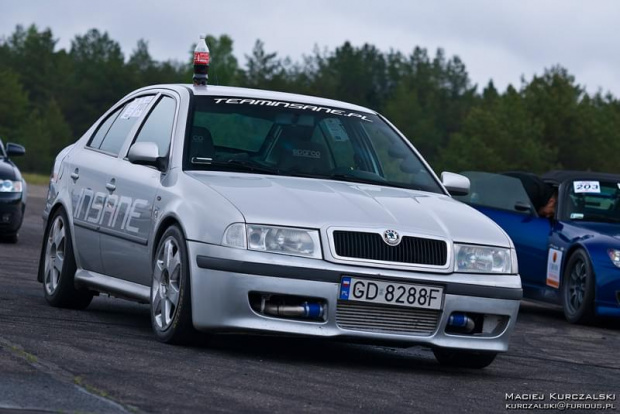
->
[2,0,620,96]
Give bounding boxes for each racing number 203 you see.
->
[350,279,442,309]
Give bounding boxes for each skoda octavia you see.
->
[39,83,522,368]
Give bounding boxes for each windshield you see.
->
[0,140,5,158]
[184,96,444,194]
[562,179,620,223]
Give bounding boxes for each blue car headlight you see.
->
[454,244,514,274]
[0,179,23,193]
[608,249,620,268]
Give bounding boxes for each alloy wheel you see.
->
[44,215,66,295]
[566,259,587,314]
[152,237,182,330]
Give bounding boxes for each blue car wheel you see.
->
[562,249,595,324]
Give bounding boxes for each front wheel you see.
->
[562,249,595,324]
[40,209,93,309]
[150,225,195,344]
[433,348,497,369]
[1,233,18,243]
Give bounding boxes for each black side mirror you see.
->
[6,143,25,157]
[514,201,532,212]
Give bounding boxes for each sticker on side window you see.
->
[573,181,600,193]
[546,248,563,288]
[120,101,138,119]
[120,97,153,119]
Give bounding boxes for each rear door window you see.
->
[91,95,155,156]
[88,108,121,150]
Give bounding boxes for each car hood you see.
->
[0,159,17,180]
[187,172,512,247]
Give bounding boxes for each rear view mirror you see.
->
[441,172,470,196]
[128,142,164,170]
[6,143,25,157]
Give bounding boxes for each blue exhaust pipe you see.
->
[448,313,475,332]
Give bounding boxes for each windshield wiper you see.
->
[328,173,387,186]
[581,214,620,224]
[192,158,281,175]
[284,170,422,190]
[330,173,432,191]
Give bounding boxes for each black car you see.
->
[0,138,26,243]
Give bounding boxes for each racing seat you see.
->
[189,126,215,162]
[273,126,331,174]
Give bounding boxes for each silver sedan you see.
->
[39,84,522,369]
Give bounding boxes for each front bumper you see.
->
[188,242,522,352]
[593,260,620,318]
[0,193,25,234]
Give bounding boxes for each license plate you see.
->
[339,277,443,310]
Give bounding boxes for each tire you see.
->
[433,348,497,369]
[562,249,595,324]
[40,208,93,309]
[150,225,196,344]
[1,233,18,243]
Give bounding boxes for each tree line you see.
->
[1,24,618,175]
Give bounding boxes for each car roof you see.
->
[133,84,376,114]
[542,170,620,184]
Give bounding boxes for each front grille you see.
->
[332,231,447,266]
[336,300,440,336]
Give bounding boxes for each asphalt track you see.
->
[0,187,619,413]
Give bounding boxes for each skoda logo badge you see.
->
[383,229,401,246]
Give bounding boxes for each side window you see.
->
[97,96,154,155]
[88,107,121,149]
[456,172,532,213]
[133,96,177,156]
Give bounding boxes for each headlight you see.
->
[454,244,513,274]
[608,249,620,268]
[222,223,247,249]
[0,180,22,193]
[222,223,322,259]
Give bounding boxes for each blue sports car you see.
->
[455,170,620,323]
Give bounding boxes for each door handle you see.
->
[71,169,79,181]
[106,179,116,192]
